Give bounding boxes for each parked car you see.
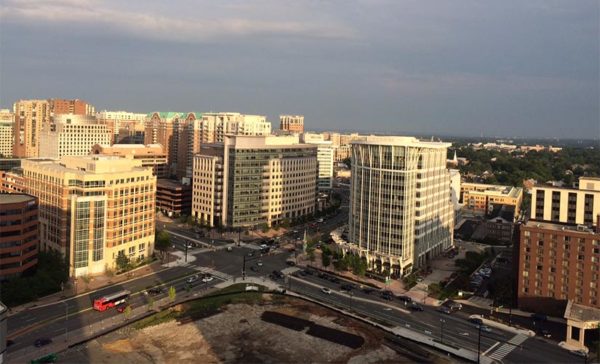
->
[226,246,233,252]
[437,306,452,314]
[381,291,394,300]
[329,277,341,284]
[248,252,255,257]
[540,329,552,338]
[116,304,130,313]
[479,325,492,332]
[187,274,199,284]
[531,313,548,321]
[340,284,354,292]
[362,287,374,294]
[397,295,412,304]
[202,275,214,283]
[271,270,284,279]
[408,302,424,311]
[250,265,259,272]
[286,260,296,266]
[444,300,463,311]
[321,287,332,294]
[257,260,263,267]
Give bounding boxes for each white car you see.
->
[202,276,214,283]
[257,260,263,267]
[321,287,332,294]
[187,274,199,283]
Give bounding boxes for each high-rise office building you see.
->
[144,112,192,178]
[301,133,334,190]
[39,114,111,158]
[347,136,454,276]
[175,112,272,180]
[96,110,147,144]
[279,115,304,133]
[192,135,317,228]
[0,194,39,279]
[21,156,156,277]
[12,99,50,158]
[0,109,14,157]
[517,177,600,311]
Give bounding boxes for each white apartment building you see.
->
[22,156,156,277]
[193,135,317,228]
[39,114,111,158]
[347,136,454,276]
[301,133,334,190]
[199,113,271,143]
[0,109,14,157]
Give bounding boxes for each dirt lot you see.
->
[58,295,452,363]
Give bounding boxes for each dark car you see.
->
[540,329,552,338]
[381,291,394,300]
[469,317,484,325]
[437,306,451,314]
[148,287,163,295]
[408,302,424,311]
[397,295,412,304]
[116,304,129,313]
[304,269,314,275]
[362,287,374,294]
[340,284,354,292]
[329,277,341,284]
[271,270,284,279]
[34,338,52,348]
[250,265,259,272]
[7,339,15,347]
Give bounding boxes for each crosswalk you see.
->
[194,266,233,281]
[487,334,528,361]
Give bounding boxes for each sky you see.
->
[0,0,598,139]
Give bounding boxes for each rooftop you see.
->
[352,136,451,149]
[0,193,35,204]
[524,220,598,234]
[564,300,600,323]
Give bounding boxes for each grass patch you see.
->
[184,284,265,319]
[133,309,179,330]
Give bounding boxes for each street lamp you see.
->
[439,318,446,344]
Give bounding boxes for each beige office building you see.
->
[0,109,14,157]
[347,136,454,276]
[39,114,111,158]
[461,182,524,216]
[91,144,168,178]
[21,156,156,277]
[13,99,50,157]
[193,135,317,228]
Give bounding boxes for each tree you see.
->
[168,286,176,303]
[155,230,171,262]
[123,305,132,320]
[322,253,331,267]
[116,251,130,272]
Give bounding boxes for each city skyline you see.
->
[1,0,598,139]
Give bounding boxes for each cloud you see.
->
[0,0,357,42]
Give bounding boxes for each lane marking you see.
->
[483,341,500,355]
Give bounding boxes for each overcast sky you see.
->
[1,0,598,139]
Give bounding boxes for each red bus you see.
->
[93,290,131,311]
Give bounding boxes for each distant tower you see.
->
[280,115,304,134]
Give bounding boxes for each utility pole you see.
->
[242,255,246,280]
